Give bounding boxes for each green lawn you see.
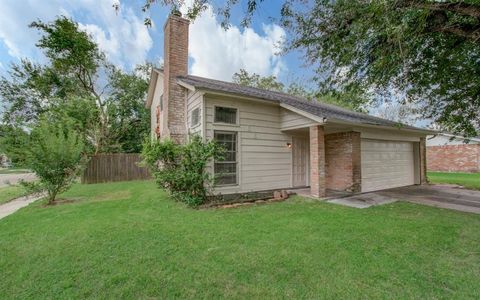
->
[428,171,480,190]
[0,185,27,204]
[1,181,480,299]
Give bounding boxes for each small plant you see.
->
[25,118,87,204]
[141,135,223,207]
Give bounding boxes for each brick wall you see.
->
[325,131,361,192]
[163,15,189,143]
[427,144,480,173]
[310,125,326,197]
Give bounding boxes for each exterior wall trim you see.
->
[280,103,327,125]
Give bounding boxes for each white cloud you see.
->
[184,5,286,80]
[0,0,152,70]
[77,0,152,69]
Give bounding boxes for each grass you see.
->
[428,171,480,190]
[0,185,27,204]
[1,181,480,299]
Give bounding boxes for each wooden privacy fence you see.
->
[82,153,150,184]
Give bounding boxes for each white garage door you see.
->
[361,139,415,192]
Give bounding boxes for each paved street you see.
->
[0,173,36,188]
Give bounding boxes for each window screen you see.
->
[191,107,200,127]
[160,95,163,111]
[214,107,237,124]
[214,131,237,185]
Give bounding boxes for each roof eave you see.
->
[145,69,163,108]
[433,132,480,142]
[279,103,326,124]
[177,79,196,91]
[327,118,436,135]
[177,78,435,134]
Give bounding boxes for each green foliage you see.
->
[0,60,83,125]
[232,69,367,111]
[0,16,150,154]
[0,125,30,166]
[30,17,104,77]
[232,69,285,92]
[280,0,480,136]
[25,118,87,204]
[107,67,150,153]
[141,136,223,207]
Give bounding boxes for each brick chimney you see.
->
[162,14,189,143]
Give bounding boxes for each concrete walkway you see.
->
[327,193,398,209]
[380,184,480,214]
[0,194,44,220]
[327,184,480,214]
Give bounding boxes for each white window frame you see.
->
[214,130,238,186]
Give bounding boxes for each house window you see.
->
[160,95,163,111]
[214,106,237,124]
[214,131,238,185]
[191,107,200,127]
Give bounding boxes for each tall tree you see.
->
[0,125,30,166]
[107,67,150,153]
[232,69,285,92]
[232,69,367,111]
[280,0,480,136]
[0,17,150,154]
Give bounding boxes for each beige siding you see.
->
[186,91,203,136]
[280,108,316,131]
[204,96,293,194]
[150,78,164,139]
[358,128,422,142]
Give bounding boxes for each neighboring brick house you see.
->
[427,133,480,173]
[145,14,434,197]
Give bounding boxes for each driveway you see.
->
[328,184,480,214]
[0,173,36,188]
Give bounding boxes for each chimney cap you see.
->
[171,8,182,17]
[164,13,191,29]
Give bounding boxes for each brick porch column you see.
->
[419,137,428,184]
[351,132,362,192]
[310,125,326,198]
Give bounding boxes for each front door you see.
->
[292,136,309,187]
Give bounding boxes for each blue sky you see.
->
[0,0,312,85]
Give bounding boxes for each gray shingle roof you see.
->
[178,75,429,132]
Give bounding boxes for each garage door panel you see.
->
[361,139,415,192]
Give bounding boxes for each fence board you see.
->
[81,153,150,184]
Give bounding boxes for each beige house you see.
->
[146,14,433,198]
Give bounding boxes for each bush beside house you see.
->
[141,136,224,207]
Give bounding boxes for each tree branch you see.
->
[431,24,480,41]
[405,1,480,19]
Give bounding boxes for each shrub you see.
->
[25,118,87,204]
[141,135,223,207]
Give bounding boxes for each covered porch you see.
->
[284,124,362,198]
